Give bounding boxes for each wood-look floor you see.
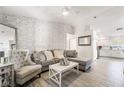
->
[24,57,124,87]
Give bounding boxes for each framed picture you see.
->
[78,35,91,46]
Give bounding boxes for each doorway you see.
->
[66,33,76,50]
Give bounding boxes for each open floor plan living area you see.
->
[0,6,124,87]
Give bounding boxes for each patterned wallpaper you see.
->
[34,20,74,50]
[0,14,74,51]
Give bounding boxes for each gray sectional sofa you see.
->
[30,50,92,72]
[10,49,92,86]
[67,57,92,71]
[30,50,63,72]
[64,50,92,71]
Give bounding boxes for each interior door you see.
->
[69,38,76,50]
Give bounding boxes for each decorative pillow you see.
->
[31,51,46,64]
[20,51,30,67]
[44,51,54,60]
[53,50,64,59]
[24,53,36,65]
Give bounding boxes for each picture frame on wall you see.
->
[78,35,91,46]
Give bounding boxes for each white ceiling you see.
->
[0,6,114,26]
[1,6,124,37]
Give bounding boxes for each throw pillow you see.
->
[31,51,46,64]
[54,50,64,59]
[24,53,36,65]
[44,51,53,60]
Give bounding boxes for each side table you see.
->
[0,63,14,87]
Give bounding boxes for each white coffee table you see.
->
[49,61,79,87]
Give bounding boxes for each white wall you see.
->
[75,7,124,60]
[75,25,93,60]
[0,14,74,51]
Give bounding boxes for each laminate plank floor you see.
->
[24,57,124,87]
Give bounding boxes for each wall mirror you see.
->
[78,35,91,46]
[0,23,17,57]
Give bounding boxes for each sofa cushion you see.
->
[42,59,56,66]
[31,51,46,64]
[68,57,92,66]
[53,50,64,59]
[16,65,41,79]
[65,50,77,58]
[44,51,54,60]
[16,68,41,85]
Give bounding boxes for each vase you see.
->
[60,58,70,66]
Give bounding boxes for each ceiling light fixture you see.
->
[62,10,69,16]
[62,7,71,16]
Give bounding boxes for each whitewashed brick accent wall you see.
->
[0,14,74,50]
